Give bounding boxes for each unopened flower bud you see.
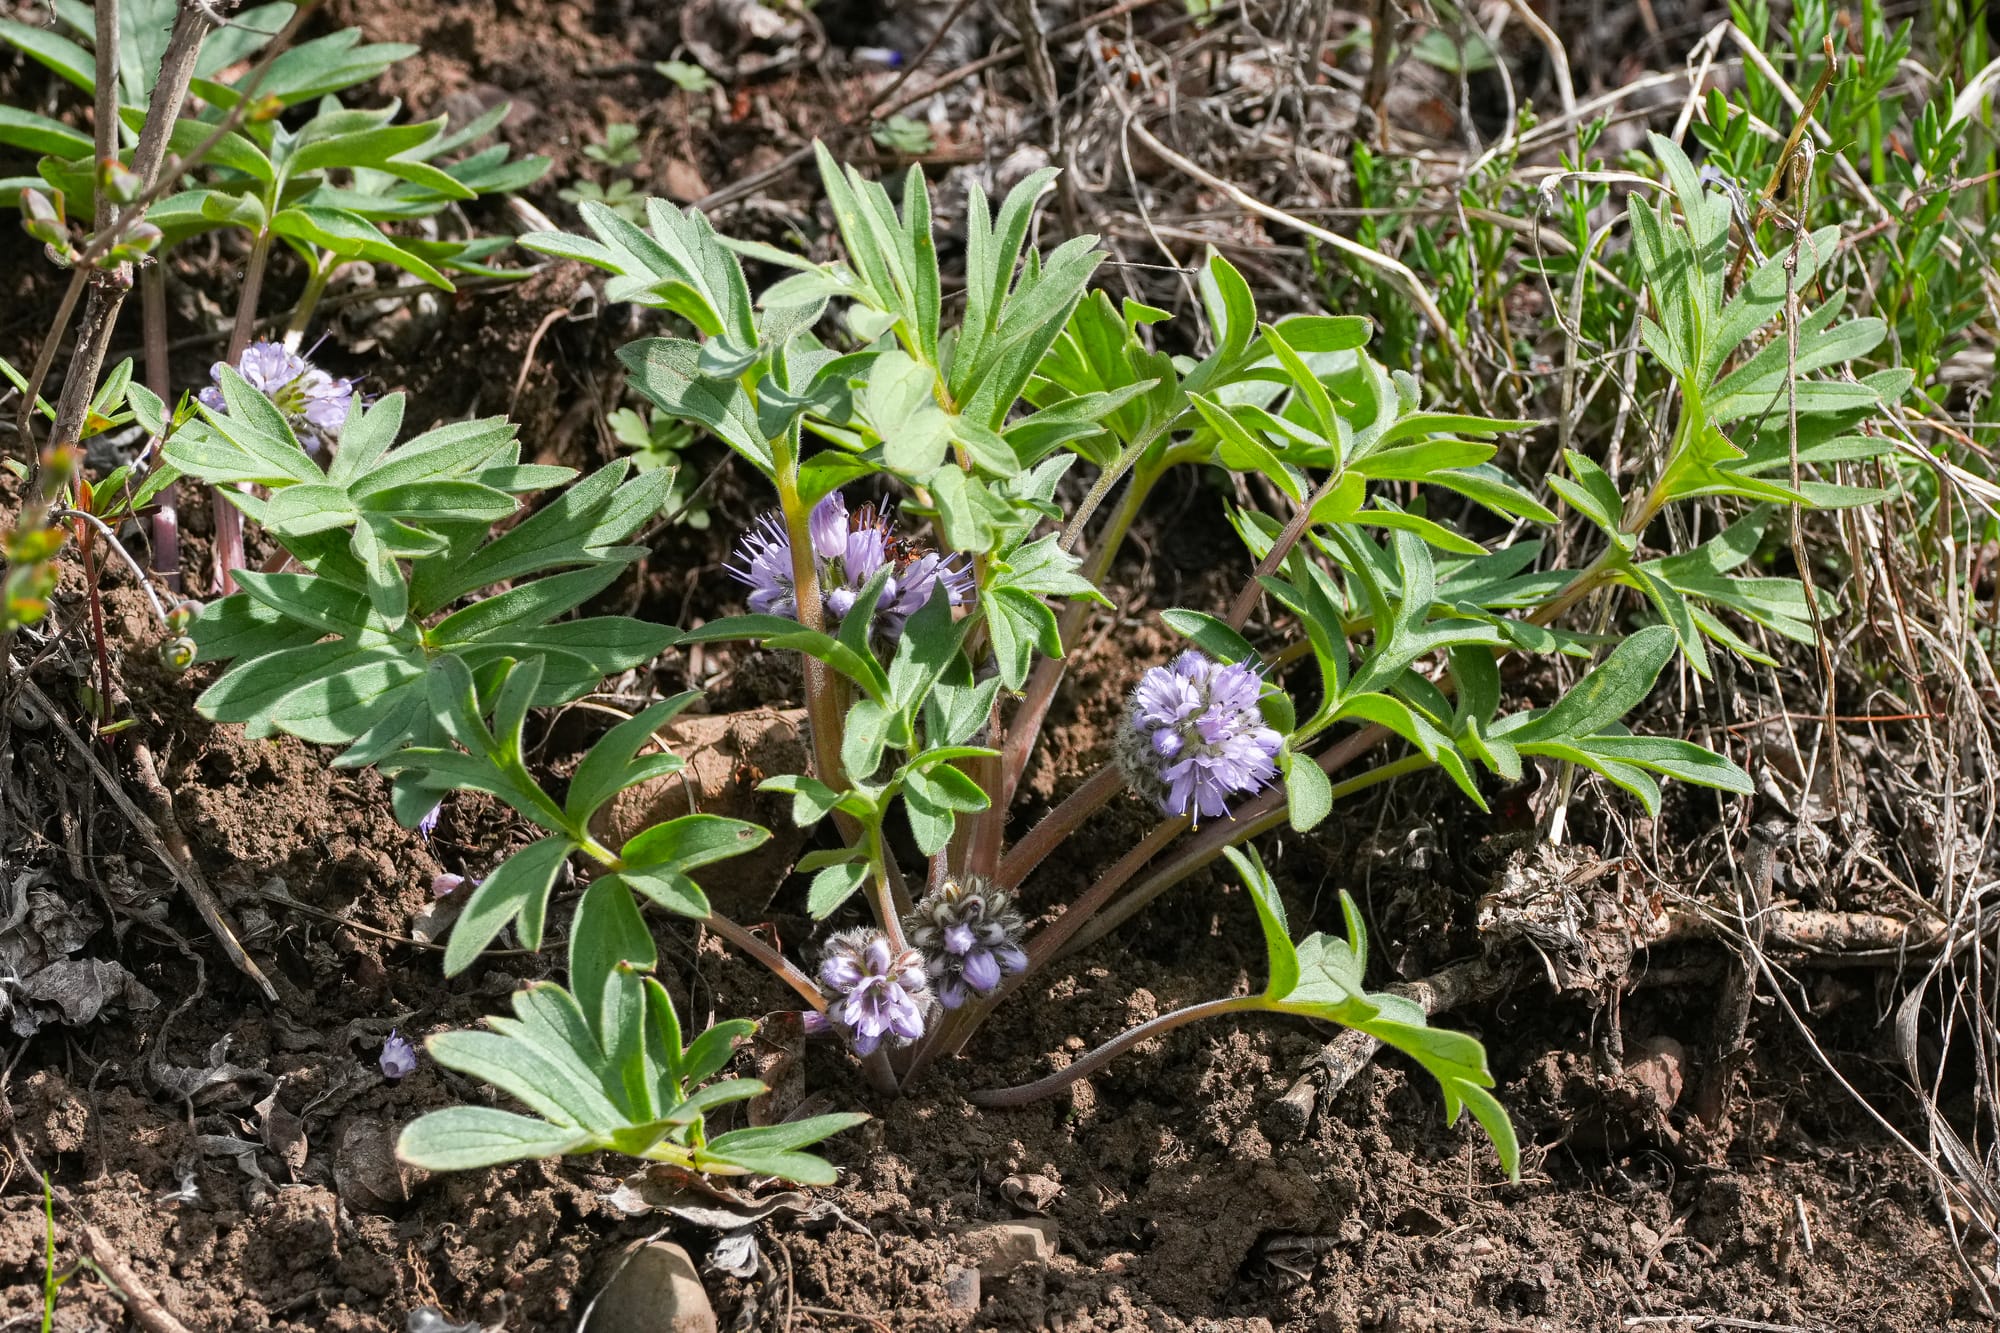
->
[906,876,1029,1009]
[159,636,195,673]
[108,221,161,259]
[19,189,65,247]
[166,599,202,633]
[379,1030,418,1079]
[248,93,284,123]
[98,158,141,204]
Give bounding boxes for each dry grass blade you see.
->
[1124,122,1475,383]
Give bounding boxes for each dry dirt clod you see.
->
[590,707,810,918]
[958,1220,1057,1279]
[334,1117,425,1213]
[1624,1035,1688,1118]
[585,1241,718,1333]
[999,1170,1062,1214]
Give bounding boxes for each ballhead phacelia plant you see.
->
[729,491,974,637]
[819,928,935,1056]
[1119,650,1285,822]
[158,127,1906,1190]
[197,340,356,451]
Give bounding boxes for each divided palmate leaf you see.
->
[186,458,677,784]
[1228,848,1519,1179]
[398,979,865,1182]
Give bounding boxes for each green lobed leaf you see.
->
[807,860,870,918]
[443,836,576,974]
[1505,625,1678,745]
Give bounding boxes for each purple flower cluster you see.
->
[906,876,1028,1009]
[199,341,356,451]
[728,491,972,640]
[818,928,932,1055]
[1118,650,1283,823]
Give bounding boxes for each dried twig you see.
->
[13,673,277,1000]
[693,0,1169,213]
[80,1224,197,1333]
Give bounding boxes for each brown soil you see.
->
[0,2,1988,1331]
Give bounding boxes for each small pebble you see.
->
[943,1265,981,1311]
[958,1220,1057,1280]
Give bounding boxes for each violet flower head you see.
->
[817,928,932,1055]
[1118,650,1283,823]
[727,491,972,641]
[906,876,1028,1010]
[379,1029,418,1080]
[198,340,356,452]
[417,803,442,841]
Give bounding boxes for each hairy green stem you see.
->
[957,713,1005,879]
[226,230,275,363]
[1223,465,1352,632]
[968,995,1261,1107]
[1059,428,1165,555]
[207,222,276,594]
[865,817,912,950]
[775,466,848,794]
[284,257,332,345]
[774,462,912,938]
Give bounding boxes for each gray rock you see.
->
[585,1242,717,1333]
[944,1265,981,1311]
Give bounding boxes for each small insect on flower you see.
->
[727,490,972,641]
[818,928,933,1055]
[906,876,1029,1009]
[379,1029,418,1080]
[197,340,356,452]
[1118,650,1284,823]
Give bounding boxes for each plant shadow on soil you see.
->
[0,0,1990,1328]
